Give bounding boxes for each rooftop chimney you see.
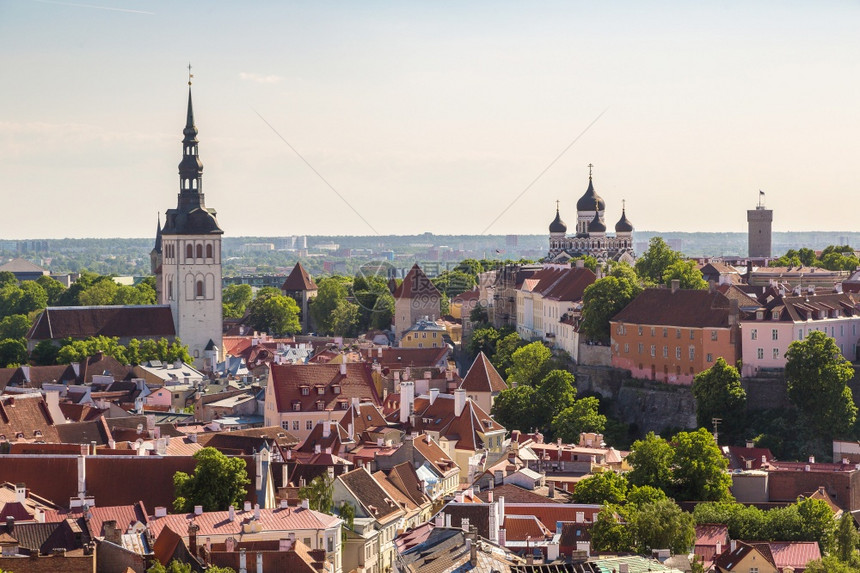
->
[340,362,347,376]
[322,420,331,438]
[14,483,26,504]
[400,381,414,424]
[244,501,252,512]
[671,279,680,293]
[429,388,439,405]
[194,505,203,516]
[228,505,235,521]
[454,388,466,417]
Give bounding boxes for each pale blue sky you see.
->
[1,1,858,239]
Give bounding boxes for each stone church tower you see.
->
[153,86,224,370]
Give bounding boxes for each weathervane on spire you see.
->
[588,163,594,179]
[556,199,560,211]
[187,63,193,86]
[622,199,626,212]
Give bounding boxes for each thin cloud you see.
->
[25,0,155,15]
[239,72,284,84]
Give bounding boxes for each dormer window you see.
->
[772,311,780,320]
[340,401,349,410]
[300,386,310,396]
[316,386,325,395]
[756,311,764,320]
[316,400,325,411]
[292,401,301,412]
[34,430,42,437]
[332,385,341,395]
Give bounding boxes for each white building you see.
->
[152,87,224,371]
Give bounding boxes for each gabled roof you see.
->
[337,467,404,524]
[0,258,48,274]
[459,352,507,394]
[393,264,441,300]
[411,434,459,476]
[749,541,820,570]
[269,363,380,414]
[147,505,340,538]
[359,347,449,369]
[28,305,176,341]
[503,514,552,541]
[519,266,597,302]
[281,262,318,292]
[612,288,735,328]
[0,394,59,443]
[44,501,148,538]
[405,394,505,451]
[714,541,773,571]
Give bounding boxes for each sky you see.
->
[1,1,859,239]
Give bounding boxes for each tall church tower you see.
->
[747,192,772,259]
[157,83,224,370]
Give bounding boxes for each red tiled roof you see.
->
[410,434,459,476]
[28,305,176,340]
[337,468,404,524]
[360,347,448,369]
[152,525,183,567]
[696,523,729,546]
[459,352,507,394]
[611,288,735,328]
[750,541,821,570]
[503,503,602,531]
[393,264,441,300]
[281,262,318,292]
[269,363,380,414]
[147,506,340,538]
[523,267,596,302]
[0,394,60,443]
[44,501,148,537]
[503,514,552,541]
[407,395,504,452]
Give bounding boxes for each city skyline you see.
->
[1,1,858,239]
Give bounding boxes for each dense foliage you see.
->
[173,448,250,513]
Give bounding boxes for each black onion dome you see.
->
[615,208,633,233]
[549,208,567,233]
[587,210,606,233]
[576,177,606,212]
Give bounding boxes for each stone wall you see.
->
[577,344,612,367]
[574,365,697,434]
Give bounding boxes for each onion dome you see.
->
[549,206,567,234]
[576,175,605,212]
[587,209,606,233]
[615,206,633,233]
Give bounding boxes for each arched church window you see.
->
[196,280,204,298]
[206,244,213,259]
[192,179,197,190]
[186,244,193,261]
[196,244,203,259]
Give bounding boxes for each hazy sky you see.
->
[1,1,858,239]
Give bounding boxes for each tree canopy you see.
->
[579,275,642,343]
[785,330,857,438]
[692,357,747,440]
[662,260,708,290]
[173,448,250,513]
[506,341,553,387]
[246,290,301,336]
[571,471,628,505]
[634,237,683,285]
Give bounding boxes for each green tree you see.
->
[30,339,60,365]
[339,501,356,542]
[247,293,301,336]
[329,299,360,337]
[835,511,860,565]
[369,292,395,331]
[805,556,858,573]
[431,270,476,298]
[579,275,642,343]
[222,284,253,318]
[672,428,732,501]
[627,485,668,507]
[0,339,28,367]
[692,357,747,438]
[627,498,695,554]
[491,385,538,432]
[57,335,128,364]
[469,304,489,326]
[796,497,837,553]
[626,432,674,493]
[78,278,118,306]
[454,259,484,277]
[571,471,628,505]
[310,278,350,335]
[468,326,501,358]
[0,314,31,340]
[635,237,682,285]
[662,260,708,290]
[0,271,17,287]
[173,447,250,513]
[298,474,334,513]
[590,506,634,552]
[506,342,552,387]
[785,330,857,437]
[491,332,525,375]
[551,397,606,443]
[534,370,577,426]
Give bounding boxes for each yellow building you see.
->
[400,318,447,349]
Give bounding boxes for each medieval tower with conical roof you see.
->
[152,83,223,370]
[546,166,635,264]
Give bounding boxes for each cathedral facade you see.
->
[546,169,635,265]
[151,86,224,370]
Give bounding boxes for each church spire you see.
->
[178,83,204,211]
[153,212,162,253]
